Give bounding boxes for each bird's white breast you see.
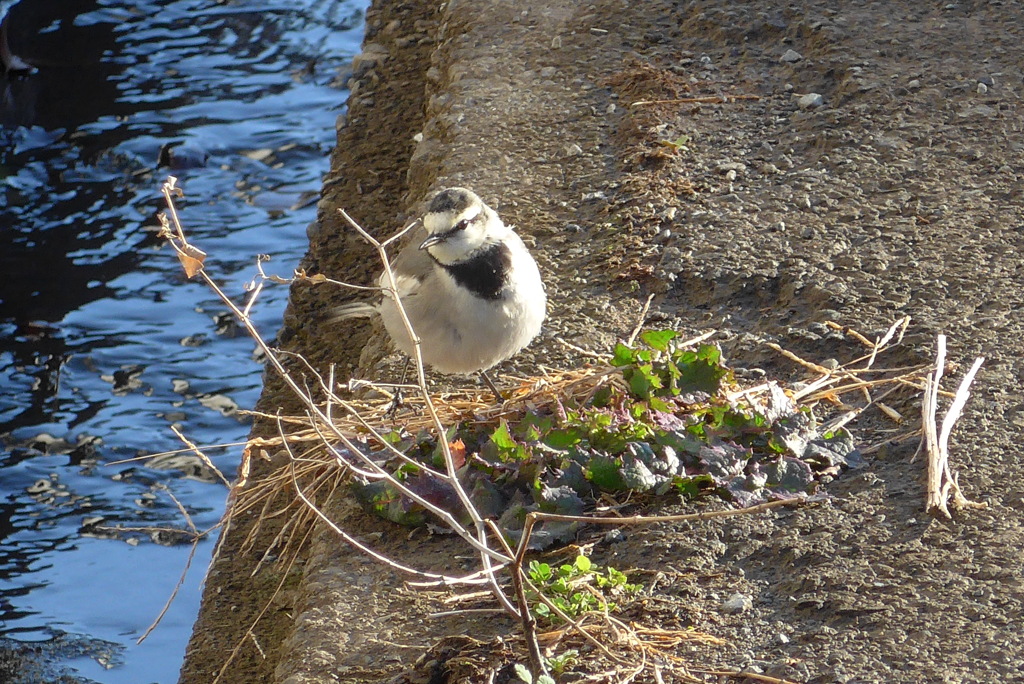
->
[378,233,545,375]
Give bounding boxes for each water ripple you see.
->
[0,0,366,680]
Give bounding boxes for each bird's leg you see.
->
[479,370,505,403]
[385,358,412,419]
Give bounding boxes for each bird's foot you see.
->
[480,371,505,404]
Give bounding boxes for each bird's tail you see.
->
[330,301,379,321]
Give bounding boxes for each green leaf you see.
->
[381,429,405,445]
[517,410,553,441]
[590,384,614,407]
[627,369,651,400]
[696,344,721,364]
[513,663,533,684]
[574,555,592,572]
[673,473,714,498]
[640,329,678,352]
[606,567,627,586]
[649,395,672,412]
[351,481,426,526]
[674,344,729,395]
[522,423,542,442]
[536,485,585,515]
[587,453,627,490]
[543,427,583,450]
[491,420,517,449]
[529,560,552,582]
[610,342,636,367]
[490,420,528,461]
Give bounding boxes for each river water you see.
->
[0,1,364,681]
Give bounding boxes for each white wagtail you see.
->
[334,187,546,398]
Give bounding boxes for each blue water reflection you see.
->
[0,0,365,681]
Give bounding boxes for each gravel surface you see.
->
[182,1,1024,682]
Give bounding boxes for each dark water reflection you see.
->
[0,1,364,681]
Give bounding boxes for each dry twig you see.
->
[921,335,987,518]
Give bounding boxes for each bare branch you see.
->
[923,336,987,518]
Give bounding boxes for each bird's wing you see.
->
[383,232,435,298]
[333,228,436,321]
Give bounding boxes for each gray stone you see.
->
[798,92,825,108]
[722,593,754,614]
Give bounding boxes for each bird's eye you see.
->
[454,219,470,232]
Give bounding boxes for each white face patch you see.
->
[423,203,509,266]
[422,203,481,236]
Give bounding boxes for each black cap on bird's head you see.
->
[427,187,479,216]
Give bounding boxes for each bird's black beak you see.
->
[419,234,443,250]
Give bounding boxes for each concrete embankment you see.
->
[181,1,632,681]
[183,1,1024,682]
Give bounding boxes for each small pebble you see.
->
[907,79,921,90]
[716,161,746,174]
[722,593,753,614]
[603,528,625,544]
[798,92,824,108]
[977,82,988,95]
[780,49,803,63]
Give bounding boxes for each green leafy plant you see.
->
[610,331,730,408]
[352,330,861,545]
[526,555,641,624]
[544,649,579,677]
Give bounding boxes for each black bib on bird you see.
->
[440,242,513,301]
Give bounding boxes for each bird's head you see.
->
[419,188,508,265]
